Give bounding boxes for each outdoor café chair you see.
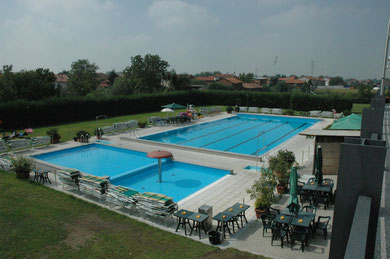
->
[301,205,317,214]
[267,207,281,216]
[314,192,330,210]
[315,216,331,240]
[323,178,334,185]
[307,177,316,184]
[290,229,309,252]
[299,190,314,205]
[260,213,276,236]
[271,224,289,248]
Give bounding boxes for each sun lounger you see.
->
[9,138,31,151]
[271,108,282,115]
[261,108,271,114]
[32,136,51,147]
[0,140,9,153]
[321,111,333,118]
[113,122,127,132]
[309,110,322,117]
[239,106,248,112]
[0,156,13,170]
[248,107,259,113]
[106,185,139,210]
[79,174,109,201]
[102,126,115,135]
[136,192,178,220]
[125,120,138,129]
[58,168,80,190]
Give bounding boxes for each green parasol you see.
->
[161,103,186,109]
[287,166,300,214]
[314,145,323,185]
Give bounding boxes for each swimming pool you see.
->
[33,144,230,201]
[141,114,320,156]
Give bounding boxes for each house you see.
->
[96,73,110,88]
[252,76,269,86]
[298,76,326,89]
[55,74,69,89]
[214,74,235,79]
[243,83,262,91]
[194,76,215,83]
[279,77,305,87]
[217,77,243,90]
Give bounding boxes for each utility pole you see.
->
[380,19,390,96]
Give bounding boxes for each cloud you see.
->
[148,0,218,33]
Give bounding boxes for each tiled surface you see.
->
[21,112,336,258]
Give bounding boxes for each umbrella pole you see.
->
[158,158,162,183]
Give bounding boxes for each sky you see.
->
[0,0,389,79]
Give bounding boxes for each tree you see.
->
[164,70,191,91]
[68,59,99,96]
[194,71,221,77]
[357,84,373,100]
[269,76,279,87]
[111,76,135,95]
[123,54,169,94]
[239,73,254,83]
[329,76,345,86]
[0,65,58,101]
[107,70,119,85]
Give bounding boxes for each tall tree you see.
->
[107,69,119,85]
[0,65,58,101]
[238,73,254,83]
[123,54,169,93]
[68,59,99,96]
[329,76,345,86]
[164,70,191,91]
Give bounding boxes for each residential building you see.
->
[55,74,69,89]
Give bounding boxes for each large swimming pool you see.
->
[33,144,230,201]
[141,114,320,156]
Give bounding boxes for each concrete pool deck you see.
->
[22,112,336,259]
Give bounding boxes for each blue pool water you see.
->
[141,114,319,156]
[33,144,230,201]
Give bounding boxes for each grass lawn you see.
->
[351,103,370,114]
[12,106,226,143]
[0,171,265,259]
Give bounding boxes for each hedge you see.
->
[0,90,355,129]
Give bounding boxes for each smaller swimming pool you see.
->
[33,144,230,201]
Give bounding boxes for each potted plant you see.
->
[11,156,33,180]
[138,121,147,128]
[46,128,61,144]
[94,128,104,139]
[268,150,295,194]
[76,130,90,142]
[247,168,278,218]
[226,106,233,114]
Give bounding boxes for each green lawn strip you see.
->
[351,103,370,114]
[13,105,226,142]
[0,171,266,259]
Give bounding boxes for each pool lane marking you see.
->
[223,122,289,152]
[251,123,307,155]
[178,119,254,144]
[199,121,271,148]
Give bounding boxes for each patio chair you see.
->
[267,207,281,216]
[260,213,275,236]
[9,138,31,151]
[307,177,316,184]
[321,111,333,118]
[301,205,317,214]
[239,106,248,112]
[102,126,115,135]
[323,178,334,185]
[248,107,258,113]
[271,224,289,248]
[290,229,309,252]
[113,122,127,133]
[316,192,331,210]
[314,216,331,240]
[309,110,322,117]
[299,190,314,205]
[271,108,282,115]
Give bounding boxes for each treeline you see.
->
[0,91,357,130]
[0,54,191,102]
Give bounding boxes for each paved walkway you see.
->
[21,112,335,259]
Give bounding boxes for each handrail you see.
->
[344,196,371,259]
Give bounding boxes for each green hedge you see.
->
[0,91,354,129]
